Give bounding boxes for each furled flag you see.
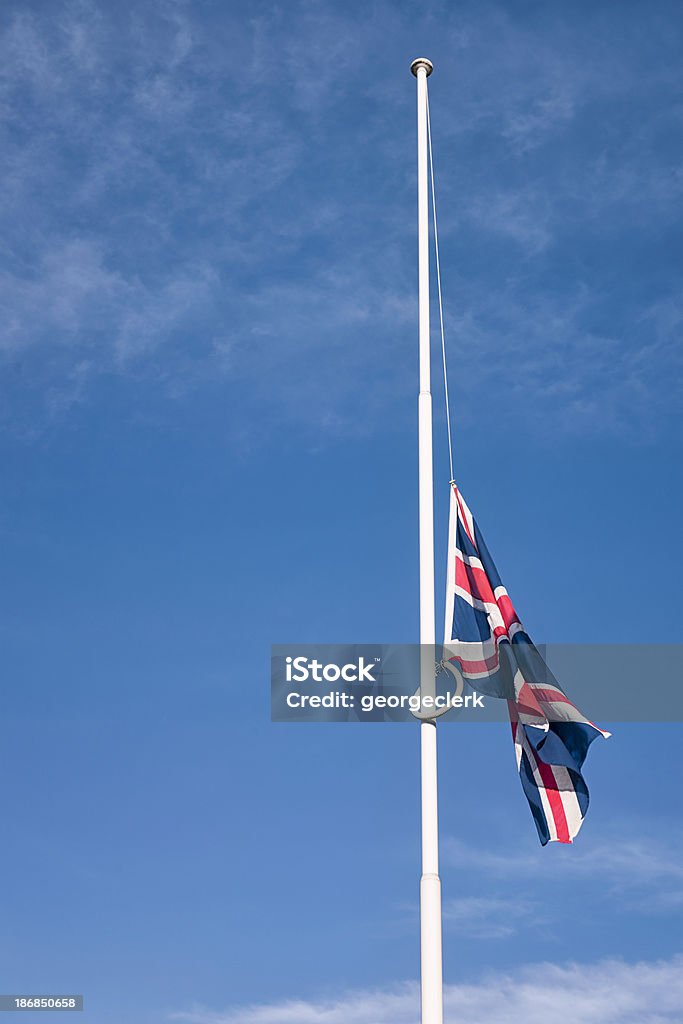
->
[442,482,609,845]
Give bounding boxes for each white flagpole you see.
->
[410,57,443,1024]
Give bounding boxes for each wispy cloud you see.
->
[170,954,683,1024]
[443,830,683,913]
[0,1,680,442]
[394,891,540,941]
[442,895,539,938]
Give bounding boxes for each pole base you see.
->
[420,872,443,1024]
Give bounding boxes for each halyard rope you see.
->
[426,86,454,485]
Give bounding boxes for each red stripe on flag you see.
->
[455,489,476,548]
[448,651,500,674]
[534,754,571,844]
[528,686,575,707]
[496,593,519,631]
[455,558,473,596]
[466,563,497,607]
[516,681,546,720]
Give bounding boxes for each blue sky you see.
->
[1,1,682,1022]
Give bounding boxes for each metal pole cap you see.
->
[410,57,433,76]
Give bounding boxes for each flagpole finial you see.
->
[410,57,433,76]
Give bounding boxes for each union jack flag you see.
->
[443,482,609,845]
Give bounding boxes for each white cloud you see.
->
[0,1,680,442]
[464,188,553,252]
[442,895,539,938]
[0,237,217,364]
[442,832,683,911]
[170,954,683,1024]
